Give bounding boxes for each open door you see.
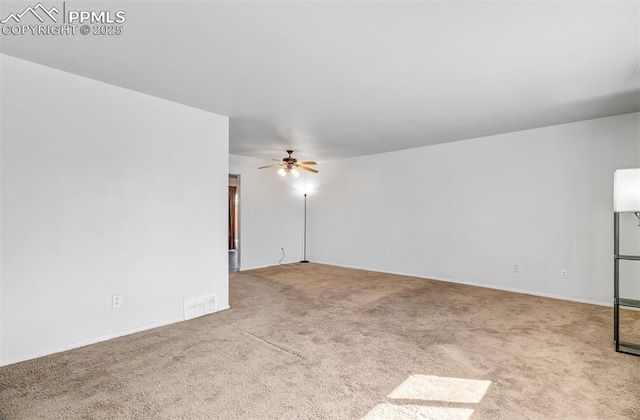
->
[229,174,240,272]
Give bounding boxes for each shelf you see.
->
[617,342,640,356]
[617,298,640,309]
[615,255,640,261]
[613,213,640,357]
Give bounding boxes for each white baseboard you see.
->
[0,317,181,367]
[236,261,301,271]
[0,305,232,368]
[311,260,612,308]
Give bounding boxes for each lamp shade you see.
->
[614,168,640,212]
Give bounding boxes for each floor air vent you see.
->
[184,294,217,320]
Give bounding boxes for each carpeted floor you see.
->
[1,263,639,419]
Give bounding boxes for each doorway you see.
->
[229,174,240,272]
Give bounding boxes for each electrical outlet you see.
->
[513,265,519,274]
[112,294,123,309]
[560,270,568,279]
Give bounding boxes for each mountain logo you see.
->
[1,3,59,24]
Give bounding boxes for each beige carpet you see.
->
[1,263,639,419]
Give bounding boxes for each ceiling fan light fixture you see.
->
[258,150,318,177]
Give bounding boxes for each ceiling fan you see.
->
[258,150,318,178]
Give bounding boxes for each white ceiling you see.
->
[1,1,638,162]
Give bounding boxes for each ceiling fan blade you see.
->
[298,165,319,173]
[298,161,317,165]
[258,163,284,169]
[272,159,283,162]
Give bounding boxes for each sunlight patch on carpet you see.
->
[388,375,492,403]
[363,403,473,420]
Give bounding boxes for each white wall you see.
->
[0,55,229,366]
[229,155,310,269]
[309,113,640,305]
[0,71,3,364]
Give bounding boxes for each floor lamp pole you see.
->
[301,193,309,263]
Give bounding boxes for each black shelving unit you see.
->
[613,212,640,356]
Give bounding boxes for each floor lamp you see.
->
[613,168,640,356]
[301,193,309,263]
